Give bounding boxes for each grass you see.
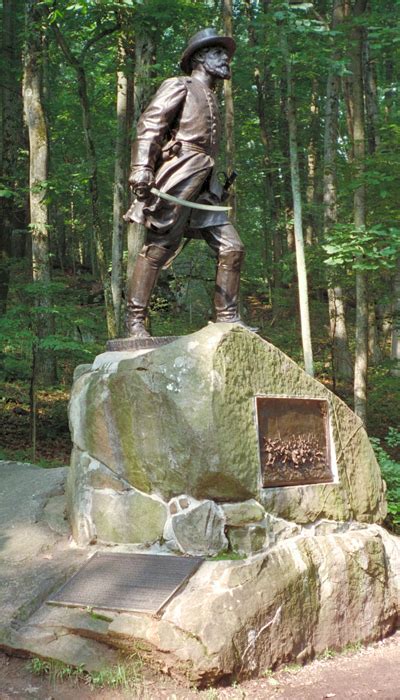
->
[343,641,363,654]
[206,551,247,561]
[28,657,85,682]
[27,654,143,690]
[265,641,364,680]
[201,689,219,700]
[320,648,337,660]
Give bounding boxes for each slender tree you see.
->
[111,30,131,335]
[222,0,236,218]
[243,0,281,294]
[391,258,400,377]
[126,30,155,286]
[23,0,56,383]
[50,17,118,337]
[324,0,353,381]
[349,0,369,423]
[280,15,314,376]
[0,0,24,313]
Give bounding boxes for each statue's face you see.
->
[201,46,231,80]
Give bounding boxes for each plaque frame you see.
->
[255,395,335,488]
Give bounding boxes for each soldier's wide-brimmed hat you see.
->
[180,28,236,75]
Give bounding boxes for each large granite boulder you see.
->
[3,462,399,684]
[68,324,386,546]
[106,524,400,684]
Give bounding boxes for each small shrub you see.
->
[371,428,400,533]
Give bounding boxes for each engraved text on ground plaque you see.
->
[47,552,203,615]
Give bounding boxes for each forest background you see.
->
[0,0,399,532]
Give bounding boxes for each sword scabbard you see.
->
[150,187,231,212]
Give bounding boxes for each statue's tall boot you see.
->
[214,250,258,332]
[126,244,172,338]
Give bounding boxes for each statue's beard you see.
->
[204,60,231,80]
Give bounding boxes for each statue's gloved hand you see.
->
[129,167,155,202]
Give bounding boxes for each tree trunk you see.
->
[222,0,236,219]
[280,23,314,376]
[51,21,117,337]
[363,37,380,155]
[351,0,368,423]
[126,32,154,286]
[324,0,352,382]
[391,258,400,376]
[23,0,56,384]
[111,36,130,336]
[0,0,24,313]
[328,288,353,383]
[368,303,382,365]
[244,0,280,297]
[305,84,319,246]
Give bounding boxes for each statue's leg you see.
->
[202,224,257,331]
[126,244,173,337]
[214,249,244,323]
[125,176,203,337]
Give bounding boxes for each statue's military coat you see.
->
[124,75,229,237]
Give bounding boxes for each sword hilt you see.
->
[223,170,238,191]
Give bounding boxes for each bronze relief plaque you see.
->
[256,396,333,488]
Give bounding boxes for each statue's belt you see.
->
[150,187,231,212]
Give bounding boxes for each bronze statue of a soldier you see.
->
[124,28,253,338]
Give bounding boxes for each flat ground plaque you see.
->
[256,396,333,488]
[47,552,203,615]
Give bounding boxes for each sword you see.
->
[150,187,231,211]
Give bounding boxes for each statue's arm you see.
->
[129,78,187,199]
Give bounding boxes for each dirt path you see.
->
[0,631,399,700]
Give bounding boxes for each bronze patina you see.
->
[124,28,254,338]
[256,397,334,488]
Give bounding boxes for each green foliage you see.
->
[323,225,400,271]
[206,551,247,561]
[202,689,219,700]
[27,654,142,689]
[88,659,142,689]
[0,187,14,198]
[0,447,61,468]
[2,0,400,463]
[0,275,104,384]
[28,657,85,682]
[319,648,337,660]
[371,428,400,533]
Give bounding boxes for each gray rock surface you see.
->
[264,513,302,547]
[164,497,227,556]
[15,523,397,686]
[158,524,400,682]
[0,462,87,636]
[68,324,386,531]
[227,524,266,554]
[222,499,265,526]
[67,449,167,545]
[91,488,167,544]
[1,460,399,686]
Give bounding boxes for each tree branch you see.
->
[81,24,118,61]
[51,20,117,69]
[51,22,80,70]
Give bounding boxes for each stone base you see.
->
[69,324,387,552]
[106,336,180,352]
[3,524,399,685]
[1,462,398,685]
